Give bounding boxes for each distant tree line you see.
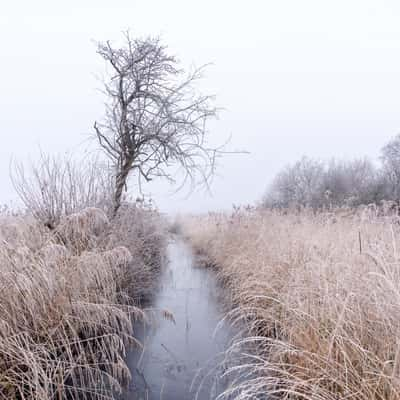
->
[263,134,400,209]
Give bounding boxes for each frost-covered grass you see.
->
[0,203,166,399]
[184,207,400,399]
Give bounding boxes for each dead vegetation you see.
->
[183,206,400,399]
[0,199,166,399]
[11,153,114,229]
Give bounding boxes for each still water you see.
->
[123,239,237,400]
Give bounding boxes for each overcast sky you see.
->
[1,0,400,213]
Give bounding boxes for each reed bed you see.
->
[0,204,166,399]
[183,206,400,399]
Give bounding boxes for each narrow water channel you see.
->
[123,238,237,400]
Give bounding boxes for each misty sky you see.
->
[1,0,400,213]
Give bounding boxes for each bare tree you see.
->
[263,156,383,209]
[264,157,324,209]
[94,33,218,216]
[322,158,381,207]
[381,133,400,200]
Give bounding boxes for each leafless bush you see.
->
[11,153,114,228]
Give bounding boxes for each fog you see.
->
[1,0,400,213]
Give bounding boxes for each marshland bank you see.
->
[0,204,167,400]
[183,207,400,400]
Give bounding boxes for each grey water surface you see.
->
[123,239,238,400]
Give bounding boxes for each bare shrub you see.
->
[184,209,400,399]
[11,153,114,228]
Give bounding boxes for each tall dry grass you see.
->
[104,202,167,300]
[184,206,400,399]
[0,203,166,399]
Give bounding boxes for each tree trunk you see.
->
[113,164,131,217]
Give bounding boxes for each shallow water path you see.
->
[123,238,237,400]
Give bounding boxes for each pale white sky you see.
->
[1,0,400,213]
